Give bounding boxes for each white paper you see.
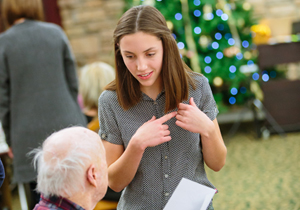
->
[163,178,216,210]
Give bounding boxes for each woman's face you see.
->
[119,31,164,97]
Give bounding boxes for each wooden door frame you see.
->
[43,0,62,27]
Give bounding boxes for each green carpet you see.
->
[206,132,300,210]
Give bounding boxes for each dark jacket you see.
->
[0,20,87,183]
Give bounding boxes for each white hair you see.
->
[30,127,103,197]
[79,62,115,110]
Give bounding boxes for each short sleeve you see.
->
[200,76,219,121]
[98,91,123,145]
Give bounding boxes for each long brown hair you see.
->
[106,5,195,113]
[1,0,44,28]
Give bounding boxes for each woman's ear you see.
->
[87,164,97,187]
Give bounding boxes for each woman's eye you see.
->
[125,55,133,59]
[147,53,155,57]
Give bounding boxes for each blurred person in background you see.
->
[30,126,108,210]
[0,0,87,209]
[79,62,115,133]
[79,62,121,209]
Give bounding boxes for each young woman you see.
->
[98,5,227,210]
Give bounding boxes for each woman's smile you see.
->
[138,71,153,80]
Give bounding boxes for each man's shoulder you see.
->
[33,203,60,210]
[33,195,66,210]
[33,196,83,210]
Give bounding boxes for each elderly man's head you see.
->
[31,126,107,208]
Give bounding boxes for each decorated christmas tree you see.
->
[125,0,260,113]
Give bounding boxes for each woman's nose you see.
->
[137,58,147,71]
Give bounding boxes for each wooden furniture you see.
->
[257,42,300,69]
[257,42,300,132]
[94,200,118,210]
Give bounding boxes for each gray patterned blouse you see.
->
[99,73,218,210]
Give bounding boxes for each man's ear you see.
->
[87,164,97,187]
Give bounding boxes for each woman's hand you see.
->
[132,111,177,150]
[176,97,214,136]
[176,97,227,171]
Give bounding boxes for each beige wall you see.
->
[247,0,300,38]
[57,0,300,68]
[58,0,124,67]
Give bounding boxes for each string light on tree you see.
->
[203,4,214,21]
[213,77,223,87]
[199,35,211,48]
[243,2,252,11]
[166,21,174,30]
